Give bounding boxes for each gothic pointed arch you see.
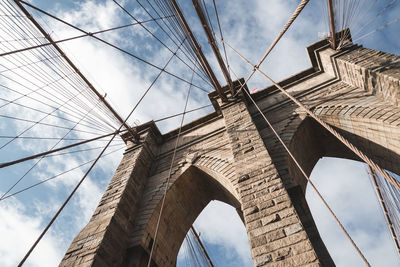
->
[125,159,240,266]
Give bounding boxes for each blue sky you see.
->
[0,0,399,266]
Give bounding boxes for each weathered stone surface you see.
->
[60,38,399,267]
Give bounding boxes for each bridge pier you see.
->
[60,38,400,266]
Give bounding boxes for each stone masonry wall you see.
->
[335,46,400,107]
[126,119,239,266]
[220,96,328,267]
[60,129,158,266]
[60,42,400,267]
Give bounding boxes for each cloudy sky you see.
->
[0,0,399,266]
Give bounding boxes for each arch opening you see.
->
[176,200,252,267]
[288,117,400,194]
[306,157,400,266]
[287,116,400,266]
[129,165,247,266]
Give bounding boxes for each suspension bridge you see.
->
[0,0,399,266]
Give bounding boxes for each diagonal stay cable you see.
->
[0,16,172,57]
[0,144,125,202]
[0,93,111,134]
[0,100,108,201]
[0,9,121,130]
[41,143,123,158]
[154,103,212,123]
[0,35,46,44]
[153,0,200,64]
[0,9,159,131]
[353,17,400,43]
[168,0,224,99]
[200,0,216,36]
[335,0,390,50]
[126,36,188,116]
[223,37,400,192]
[212,0,232,83]
[230,0,310,97]
[0,54,62,74]
[18,132,120,266]
[153,0,210,83]
[1,69,107,128]
[0,4,127,131]
[0,135,124,141]
[190,226,214,267]
[0,3,121,131]
[0,76,97,150]
[139,0,209,72]
[115,0,213,88]
[4,0,206,132]
[0,131,120,169]
[156,0,201,69]
[0,15,118,131]
[18,30,189,266]
[230,73,371,266]
[0,33,121,131]
[147,68,194,267]
[368,165,400,255]
[0,73,114,132]
[352,0,396,39]
[14,0,210,93]
[0,70,72,109]
[0,114,102,136]
[135,0,213,87]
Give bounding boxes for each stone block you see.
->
[255,253,273,267]
[284,223,304,236]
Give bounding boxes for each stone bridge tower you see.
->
[60,38,400,266]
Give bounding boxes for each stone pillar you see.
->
[214,87,334,266]
[334,46,400,107]
[59,125,159,266]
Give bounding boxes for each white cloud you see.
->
[191,200,252,266]
[307,157,400,266]
[0,195,62,267]
[1,0,399,266]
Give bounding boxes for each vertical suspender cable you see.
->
[191,226,214,267]
[221,38,400,193]
[147,71,194,267]
[13,0,140,141]
[17,17,188,267]
[230,75,371,266]
[369,166,400,255]
[231,0,310,97]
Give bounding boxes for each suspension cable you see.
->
[232,0,310,97]
[0,16,173,57]
[17,131,120,266]
[0,75,96,150]
[353,17,400,42]
[15,0,210,93]
[222,37,400,191]
[191,226,214,267]
[137,0,210,82]
[112,0,213,88]
[212,0,232,83]
[0,130,119,169]
[0,114,102,136]
[18,19,189,265]
[147,70,194,267]
[368,166,400,255]
[0,85,111,133]
[231,73,371,266]
[0,100,111,200]
[153,104,212,123]
[5,0,129,131]
[0,144,125,202]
